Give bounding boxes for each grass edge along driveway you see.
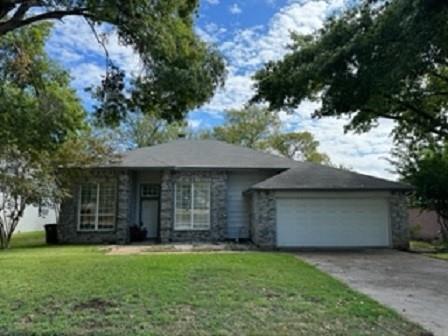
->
[0,232,426,336]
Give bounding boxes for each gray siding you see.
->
[226,171,276,239]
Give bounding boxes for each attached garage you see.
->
[249,163,411,249]
[276,196,391,248]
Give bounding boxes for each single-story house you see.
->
[58,139,411,249]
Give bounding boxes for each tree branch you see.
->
[10,2,33,22]
[0,1,18,21]
[0,7,95,36]
[431,71,448,84]
[387,95,448,137]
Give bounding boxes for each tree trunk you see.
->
[0,227,7,249]
[438,214,448,243]
[0,202,25,250]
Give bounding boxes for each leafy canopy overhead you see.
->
[253,0,448,142]
[0,0,226,126]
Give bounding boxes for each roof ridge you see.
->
[107,139,299,169]
[251,164,411,191]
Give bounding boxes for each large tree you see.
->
[268,132,330,164]
[203,106,330,164]
[395,142,448,242]
[111,113,187,149]
[206,106,280,150]
[252,0,448,143]
[0,1,226,126]
[0,23,111,249]
[0,23,85,158]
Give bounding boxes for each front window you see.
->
[78,182,116,231]
[175,180,211,230]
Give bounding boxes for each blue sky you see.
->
[45,0,396,179]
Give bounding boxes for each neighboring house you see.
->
[408,208,441,241]
[16,205,56,233]
[58,140,411,249]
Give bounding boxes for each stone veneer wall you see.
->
[250,191,276,248]
[159,170,227,243]
[390,192,410,250]
[58,169,131,244]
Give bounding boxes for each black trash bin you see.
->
[44,224,58,244]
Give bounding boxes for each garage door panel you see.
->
[276,198,390,247]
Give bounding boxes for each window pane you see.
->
[193,181,210,229]
[193,211,210,229]
[79,215,96,230]
[99,183,116,215]
[79,184,97,230]
[80,184,97,216]
[141,184,160,198]
[175,182,191,229]
[176,183,191,209]
[193,182,210,210]
[98,183,116,230]
[98,215,115,230]
[175,210,190,225]
[175,181,211,230]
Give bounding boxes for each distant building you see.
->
[16,205,56,233]
[408,208,441,241]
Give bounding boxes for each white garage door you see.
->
[276,198,390,247]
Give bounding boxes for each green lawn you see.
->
[410,240,448,261]
[0,233,424,336]
[10,230,46,248]
[429,252,448,260]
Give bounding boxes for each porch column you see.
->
[159,170,173,243]
[116,170,131,244]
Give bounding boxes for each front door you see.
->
[141,199,159,239]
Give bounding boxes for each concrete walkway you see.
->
[298,250,448,336]
[104,242,255,255]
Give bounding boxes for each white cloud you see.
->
[277,100,396,179]
[46,16,142,93]
[188,119,203,130]
[196,22,227,44]
[229,3,242,15]
[195,0,397,179]
[44,0,398,179]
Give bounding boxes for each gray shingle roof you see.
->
[109,139,298,169]
[250,162,411,191]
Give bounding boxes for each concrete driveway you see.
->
[298,250,448,336]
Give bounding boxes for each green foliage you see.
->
[253,0,448,143]
[0,24,113,249]
[396,143,448,240]
[203,106,330,164]
[268,132,331,164]
[0,23,86,156]
[115,113,187,149]
[205,106,280,150]
[0,1,226,126]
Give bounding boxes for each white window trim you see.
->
[174,180,211,231]
[77,183,116,232]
